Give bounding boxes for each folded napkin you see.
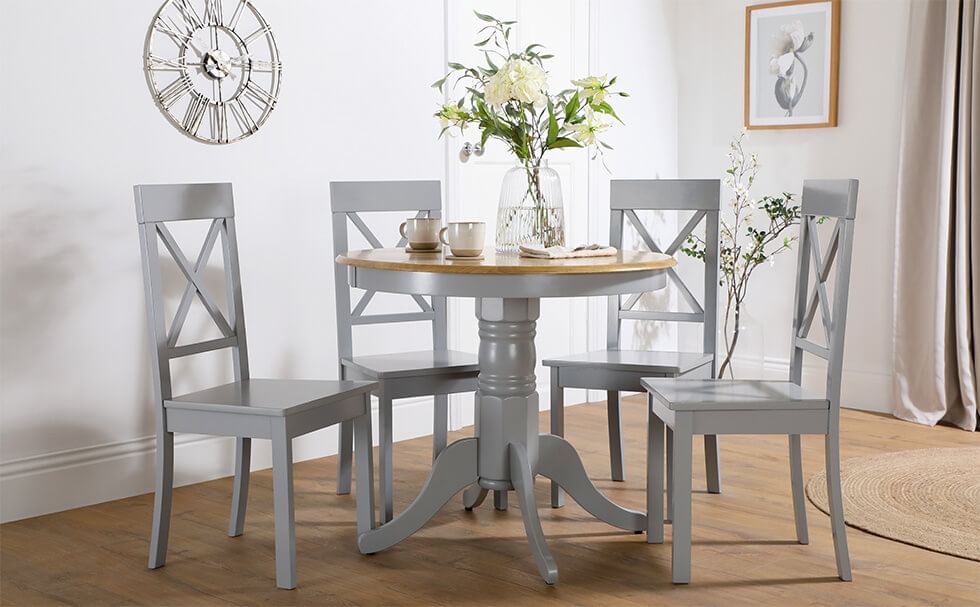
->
[518,244,618,259]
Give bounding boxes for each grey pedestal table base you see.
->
[357,298,646,585]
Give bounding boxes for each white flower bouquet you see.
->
[434,12,626,161]
[433,12,627,248]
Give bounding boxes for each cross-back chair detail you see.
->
[135,183,377,590]
[642,178,859,584]
[330,180,481,522]
[136,183,249,402]
[344,208,436,325]
[789,179,858,407]
[543,179,723,508]
[608,179,720,360]
[331,180,447,354]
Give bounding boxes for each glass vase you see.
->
[495,162,566,252]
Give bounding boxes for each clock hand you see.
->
[228,55,278,71]
[184,36,207,58]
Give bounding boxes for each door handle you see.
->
[459,142,484,162]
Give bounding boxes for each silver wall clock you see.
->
[144,0,281,144]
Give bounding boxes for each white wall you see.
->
[671,0,910,412]
[0,0,448,522]
[0,0,676,522]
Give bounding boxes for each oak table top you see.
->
[335,248,677,275]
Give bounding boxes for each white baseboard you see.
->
[0,396,438,524]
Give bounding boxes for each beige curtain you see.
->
[894,0,979,431]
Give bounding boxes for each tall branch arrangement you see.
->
[682,133,802,378]
[433,11,628,193]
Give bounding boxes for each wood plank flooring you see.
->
[2,400,978,606]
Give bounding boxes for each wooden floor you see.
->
[2,401,978,606]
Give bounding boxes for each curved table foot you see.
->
[509,442,559,585]
[537,433,646,532]
[463,485,488,511]
[358,438,478,555]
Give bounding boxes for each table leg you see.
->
[357,437,478,555]
[509,442,558,585]
[537,433,646,532]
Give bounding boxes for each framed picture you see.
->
[744,0,840,129]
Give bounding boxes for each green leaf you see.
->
[538,54,554,59]
[594,101,623,124]
[481,128,492,148]
[547,101,559,145]
[565,91,580,121]
[473,10,497,22]
[549,137,582,149]
[431,76,447,90]
[447,62,467,70]
[474,35,493,47]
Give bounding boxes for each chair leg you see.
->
[670,414,693,584]
[353,395,376,536]
[228,437,251,537]
[432,394,448,462]
[336,419,354,495]
[378,388,394,524]
[148,430,174,569]
[789,434,809,544]
[607,391,625,482]
[271,423,296,589]
[550,368,565,508]
[666,427,673,522]
[825,430,852,580]
[703,435,722,494]
[646,401,665,544]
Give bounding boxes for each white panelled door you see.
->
[444,0,592,428]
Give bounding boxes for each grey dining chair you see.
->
[542,179,722,508]
[644,179,858,584]
[136,183,376,590]
[331,180,481,523]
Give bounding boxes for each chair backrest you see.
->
[135,183,249,407]
[330,180,446,367]
[789,179,858,411]
[608,179,720,373]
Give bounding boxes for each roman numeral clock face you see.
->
[144,0,281,144]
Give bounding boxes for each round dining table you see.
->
[335,247,676,584]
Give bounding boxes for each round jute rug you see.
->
[806,447,980,561]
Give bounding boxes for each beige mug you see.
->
[439,221,485,257]
[399,217,442,250]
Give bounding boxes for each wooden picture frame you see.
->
[744,0,840,129]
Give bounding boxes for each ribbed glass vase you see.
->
[495,163,566,253]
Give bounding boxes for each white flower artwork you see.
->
[745,0,840,129]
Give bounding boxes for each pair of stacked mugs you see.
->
[399,218,485,258]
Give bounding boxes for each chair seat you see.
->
[641,378,829,411]
[342,349,479,379]
[542,349,713,375]
[166,379,377,417]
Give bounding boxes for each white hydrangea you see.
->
[485,69,512,108]
[485,59,548,108]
